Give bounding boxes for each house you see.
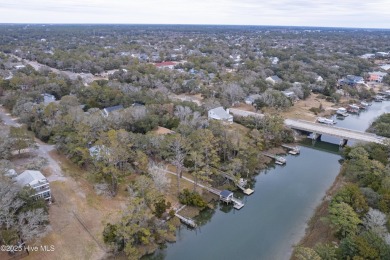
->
[368,71,387,83]
[245,94,261,105]
[14,170,51,202]
[155,61,176,69]
[89,145,110,161]
[208,107,233,123]
[42,93,56,104]
[270,57,279,65]
[339,75,365,86]
[282,91,297,99]
[380,64,390,71]
[266,75,282,85]
[102,105,124,117]
[360,53,375,59]
[376,52,389,58]
[315,76,323,82]
[219,190,233,203]
[14,65,26,70]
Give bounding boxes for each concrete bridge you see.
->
[284,119,387,145]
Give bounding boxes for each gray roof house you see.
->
[14,170,51,202]
[266,75,282,85]
[208,107,233,123]
[42,93,56,105]
[102,105,124,117]
[245,94,261,105]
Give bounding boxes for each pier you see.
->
[175,205,197,228]
[281,144,300,155]
[262,152,287,165]
[163,170,245,209]
[219,171,254,195]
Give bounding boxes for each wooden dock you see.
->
[231,197,244,210]
[281,144,300,155]
[218,171,254,195]
[175,205,197,228]
[262,152,287,165]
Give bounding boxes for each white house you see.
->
[208,107,233,123]
[14,170,51,202]
[266,75,282,85]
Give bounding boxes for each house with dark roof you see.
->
[102,105,124,117]
[208,107,233,123]
[265,75,282,85]
[14,170,51,202]
[339,75,365,86]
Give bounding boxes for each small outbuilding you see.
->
[219,190,233,203]
[208,107,233,123]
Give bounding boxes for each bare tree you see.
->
[170,136,186,195]
[149,162,170,193]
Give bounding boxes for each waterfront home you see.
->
[208,107,233,123]
[155,61,176,69]
[102,105,124,117]
[338,75,365,86]
[14,170,51,202]
[368,71,387,83]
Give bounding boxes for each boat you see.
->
[336,107,349,117]
[347,104,360,114]
[317,117,336,125]
[360,101,371,107]
[374,95,385,102]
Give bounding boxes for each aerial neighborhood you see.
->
[0,24,390,260]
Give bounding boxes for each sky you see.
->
[0,0,389,28]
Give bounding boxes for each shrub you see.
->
[179,189,208,208]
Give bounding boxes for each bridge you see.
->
[284,119,387,145]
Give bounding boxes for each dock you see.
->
[163,169,246,209]
[281,144,300,155]
[220,172,254,195]
[175,205,197,228]
[262,152,287,165]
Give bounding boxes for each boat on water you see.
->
[347,104,360,114]
[360,101,371,107]
[317,117,336,125]
[336,107,349,117]
[374,95,385,102]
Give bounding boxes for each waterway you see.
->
[148,101,390,260]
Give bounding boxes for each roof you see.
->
[103,105,124,114]
[155,61,176,67]
[14,170,46,187]
[245,94,261,102]
[266,75,282,83]
[209,107,232,120]
[369,71,387,77]
[220,190,233,198]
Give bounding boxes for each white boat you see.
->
[336,107,349,117]
[360,101,370,107]
[317,117,336,125]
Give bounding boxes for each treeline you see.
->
[368,113,390,138]
[295,143,390,259]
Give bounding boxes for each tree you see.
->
[149,162,170,193]
[328,202,362,238]
[169,136,186,195]
[332,184,368,216]
[294,246,321,260]
[9,126,37,155]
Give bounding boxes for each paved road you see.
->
[285,118,386,144]
[0,106,66,182]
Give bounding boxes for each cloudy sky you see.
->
[0,0,389,28]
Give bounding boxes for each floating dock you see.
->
[281,144,300,155]
[219,172,254,195]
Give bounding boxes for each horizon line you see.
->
[0,22,389,31]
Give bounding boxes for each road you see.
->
[0,106,66,182]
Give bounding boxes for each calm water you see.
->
[149,101,390,260]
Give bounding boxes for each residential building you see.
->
[155,61,176,69]
[245,94,261,105]
[208,107,233,123]
[102,105,124,117]
[42,93,56,105]
[14,170,51,202]
[339,75,365,86]
[368,71,387,83]
[266,75,282,85]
